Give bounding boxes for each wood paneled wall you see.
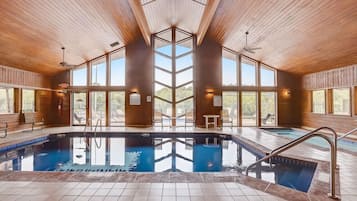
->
[0,65,51,88]
[49,71,71,126]
[277,71,302,127]
[302,64,357,133]
[0,65,55,132]
[125,38,153,127]
[195,37,222,127]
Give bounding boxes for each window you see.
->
[22,89,35,112]
[91,138,106,165]
[333,88,350,115]
[109,92,125,126]
[72,92,87,125]
[222,91,238,126]
[90,92,106,124]
[72,65,87,86]
[260,65,275,86]
[241,92,257,126]
[261,92,276,126]
[91,57,106,86]
[110,49,125,86]
[153,28,194,126]
[222,49,237,86]
[0,88,14,114]
[312,90,325,114]
[72,138,86,165]
[110,138,125,165]
[241,58,257,86]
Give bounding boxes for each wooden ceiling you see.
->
[141,0,206,34]
[1,0,357,75]
[208,0,357,74]
[0,0,140,75]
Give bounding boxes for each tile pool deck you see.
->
[0,126,356,201]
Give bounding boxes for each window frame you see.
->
[22,89,35,113]
[260,64,277,87]
[312,89,326,114]
[71,64,88,86]
[240,56,258,86]
[109,48,126,86]
[331,87,351,116]
[222,48,239,87]
[0,87,14,114]
[90,56,107,86]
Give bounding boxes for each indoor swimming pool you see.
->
[0,132,316,192]
[262,128,357,152]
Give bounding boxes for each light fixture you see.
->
[58,82,69,89]
[129,91,141,105]
[282,89,291,98]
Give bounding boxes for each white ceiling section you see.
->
[141,0,207,34]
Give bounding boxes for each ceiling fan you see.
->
[243,31,262,54]
[59,47,77,68]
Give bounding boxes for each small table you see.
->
[203,115,220,129]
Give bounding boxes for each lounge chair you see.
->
[221,109,233,129]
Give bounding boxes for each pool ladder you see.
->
[0,122,8,138]
[82,119,103,149]
[337,127,357,140]
[245,126,339,199]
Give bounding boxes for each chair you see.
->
[262,113,274,125]
[153,110,163,128]
[221,109,233,129]
[184,110,195,128]
[73,112,84,125]
[23,113,44,131]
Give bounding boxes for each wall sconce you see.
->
[282,89,291,98]
[206,89,214,98]
[129,91,141,105]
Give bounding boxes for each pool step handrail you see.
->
[268,127,338,169]
[0,122,8,138]
[93,119,102,149]
[337,128,357,140]
[245,127,338,199]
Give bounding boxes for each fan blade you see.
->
[248,47,262,50]
[243,47,255,54]
[59,61,77,68]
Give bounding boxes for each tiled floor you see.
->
[0,181,285,201]
[1,126,357,200]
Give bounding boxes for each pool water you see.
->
[0,133,316,192]
[262,128,357,152]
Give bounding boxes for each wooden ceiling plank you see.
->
[128,0,151,45]
[196,0,221,45]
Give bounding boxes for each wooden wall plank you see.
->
[302,64,357,133]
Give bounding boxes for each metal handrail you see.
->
[93,119,102,148]
[268,127,338,169]
[338,128,357,140]
[0,122,8,138]
[245,129,338,199]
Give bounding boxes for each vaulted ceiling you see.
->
[0,0,357,75]
[208,0,357,74]
[0,0,140,75]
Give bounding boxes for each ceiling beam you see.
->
[196,0,221,45]
[128,0,151,46]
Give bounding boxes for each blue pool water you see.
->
[262,128,357,152]
[0,133,316,192]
